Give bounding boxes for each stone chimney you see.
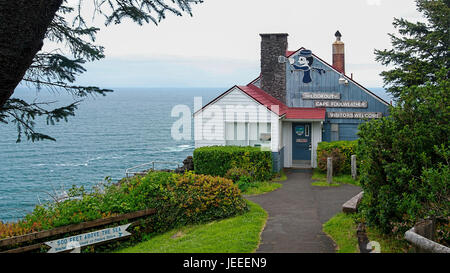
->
[332,30,345,74]
[260,33,288,103]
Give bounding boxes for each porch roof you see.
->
[284,107,325,120]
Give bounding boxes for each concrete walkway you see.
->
[246,169,361,253]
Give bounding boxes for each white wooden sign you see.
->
[45,224,131,253]
[327,112,382,119]
[314,101,368,108]
[302,92,340,100]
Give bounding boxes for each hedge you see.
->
[0,171,248,252]
[317,140,358,174]
[193,146,273,182]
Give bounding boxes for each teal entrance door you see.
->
[292,123,311,161]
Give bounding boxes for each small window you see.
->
[331,124,339,132]
[331,124,339,141]
[305,125,310,137]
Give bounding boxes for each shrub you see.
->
[1,171,248,251]
[317,147,346,175]
[317,140,358,174]
[225,167,250,183]
[170,172,248,224]
[193,146,273,181]
[0,221,40,240]
[236,176,253,192]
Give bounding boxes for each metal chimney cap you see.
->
[260,33,289,37]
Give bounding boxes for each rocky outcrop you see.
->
[174,156,194,174]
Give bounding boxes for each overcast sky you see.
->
[66,0,423,88]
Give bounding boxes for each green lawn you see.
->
[242,181,282,195]
[323,212,410,253]
[114,200,267,253]
[323,213,359,253]
[240,169,285,195]
[272,169,287,182]
[311,181,342,187]
[311,169,360,187]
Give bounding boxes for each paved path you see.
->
[246,169,361,253]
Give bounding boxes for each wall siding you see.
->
[338,123,360,141]
[282,121,292,167]
[194,87,280,151]
[272,146,284,173]
[285,53,389,140]
[311,122,322,168]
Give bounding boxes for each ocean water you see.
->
[0,87,223,222]
[0,86,389,222]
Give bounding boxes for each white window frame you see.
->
[225,122,271,146]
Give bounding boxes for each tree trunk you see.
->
[0,0,63,108]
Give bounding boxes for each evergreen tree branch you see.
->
[1,0,203,142]
[374,0,449,100]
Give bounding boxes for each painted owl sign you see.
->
[291,49,313,83]
[289,49,326,84]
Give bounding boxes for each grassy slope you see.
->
[365,225,411,253]
[323,213,410,253]
[323,213,359,253]
[115,200,267,253]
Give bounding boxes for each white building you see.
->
[194,32,389,171]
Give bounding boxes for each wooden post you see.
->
[413,219,435,253]
[327,157,333,184]
[351,155,357,180]
[405,217,449,253]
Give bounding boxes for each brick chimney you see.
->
[332,31,345,74]
[260,33,288,103]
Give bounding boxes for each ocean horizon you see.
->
[0,87,390,222]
